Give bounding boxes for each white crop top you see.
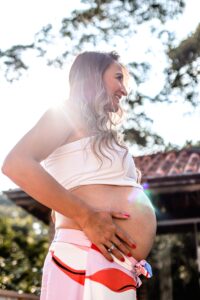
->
[44,136,143,190]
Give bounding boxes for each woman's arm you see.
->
[1,105,136,261]
[2,105,91,224]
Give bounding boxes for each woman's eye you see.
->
[116,75,123,81]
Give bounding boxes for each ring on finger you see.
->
[107,243,115,253]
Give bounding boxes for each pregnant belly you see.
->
[55,184,157,260]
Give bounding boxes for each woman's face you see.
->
[103,61,128,112]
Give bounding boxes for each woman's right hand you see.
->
[78,209,136,262]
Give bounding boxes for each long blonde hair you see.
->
[68,51,128,165]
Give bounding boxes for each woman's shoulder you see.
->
[40,101,74,132]
[23,101,75,160]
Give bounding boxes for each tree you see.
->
[142,232,200,299]
[0,194,49,295]
[167,23,200,107]
[2,0,197,149]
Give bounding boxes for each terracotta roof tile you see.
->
[184,153,200,173]
[156,152,177,176]
[143,154,164,176]
[168,151,189,175]
[134,148,200,178]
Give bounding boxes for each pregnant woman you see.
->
[2,51,157,300]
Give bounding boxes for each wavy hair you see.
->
[68,51,129,166]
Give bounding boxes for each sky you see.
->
[0,0,200,191]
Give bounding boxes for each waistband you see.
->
[53,228,91,247]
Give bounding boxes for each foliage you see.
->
[183,140,200,148]
[0,195,49,296]
[2,0,199,149]
[140,232,200,299]
[0,0,185,69]
[160,140,200,153]
[166,23,200,107]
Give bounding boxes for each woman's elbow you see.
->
[1,153,20,178]
[1,161,7,175]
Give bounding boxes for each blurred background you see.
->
[0,0,200,299]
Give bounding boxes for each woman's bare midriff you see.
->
[55,184,157,260]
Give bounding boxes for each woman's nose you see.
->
[121,84,128,96]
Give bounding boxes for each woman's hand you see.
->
[79,209,136,262]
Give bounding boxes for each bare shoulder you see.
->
[7,101,74,162]
[31,102,74,158]
[35,102,72,135]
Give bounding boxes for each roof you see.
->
[134,148,200,192]
[134,148,200,178]
[3,188,50,224]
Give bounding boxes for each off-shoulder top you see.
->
[44,135,142,190]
